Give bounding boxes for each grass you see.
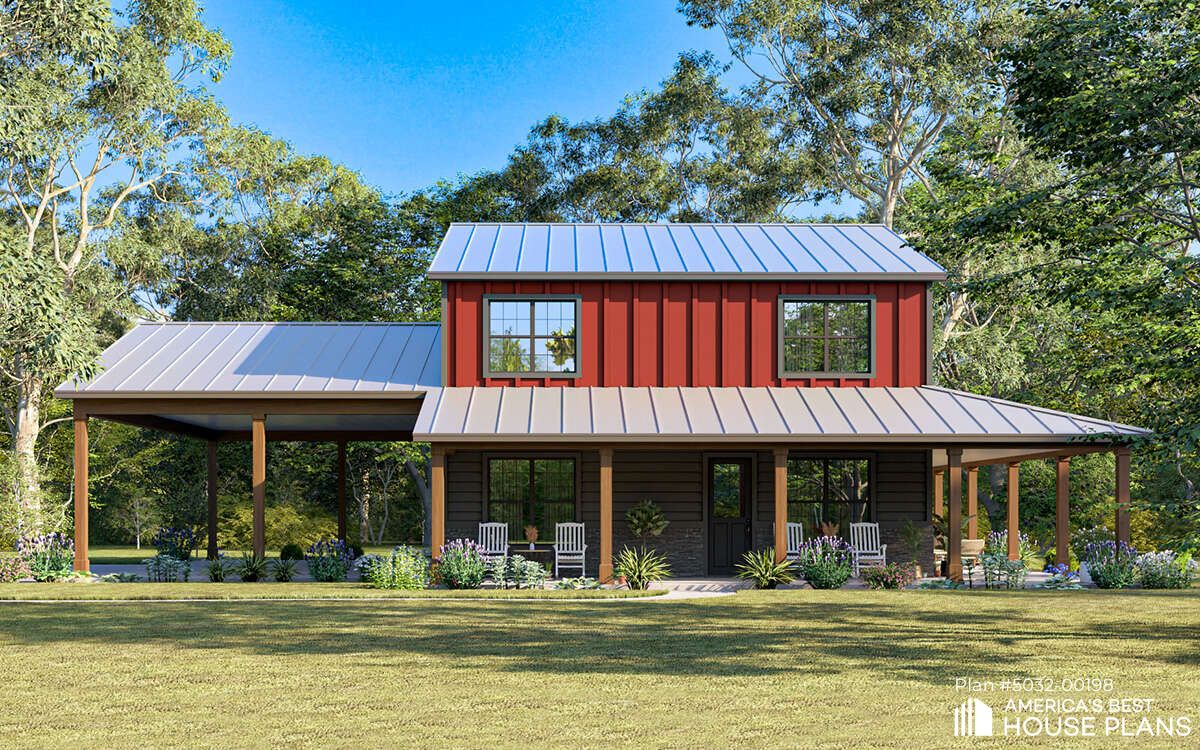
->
[1,590,1197,748]
[83,544,400,565]
[0,582,660,601]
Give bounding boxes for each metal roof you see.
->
[55,322,441,398]
[413,386,1146,443]
[427,223,947,280]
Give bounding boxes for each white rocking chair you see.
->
[850,522,887,576]
[477,522,509,567]
[786,522,804,563]
[554,522,586,578]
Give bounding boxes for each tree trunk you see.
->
[405,459,431,549]
[13,375,44,536]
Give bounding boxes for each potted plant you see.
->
[523,524,538,550]
[899,520,925,578]
[818,520,839,537]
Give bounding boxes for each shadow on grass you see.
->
[2,590,1196,683]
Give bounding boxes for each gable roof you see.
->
[55,322,441,398]
[427,222,946,280]
[413,386,1147,443]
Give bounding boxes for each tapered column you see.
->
[1006,462,1020,561]
[947,448,963,581]
[966,466,979,539]
[1055,457,1070,565]
[252,414,266,558]
[932,469,944,519]
[336,440,347,541]
[599,448,613,582]
[430,445,445,559]
[774,448,788,562]
[73,412,89,573]
[1115,447,1131,546]
[206,440,219,559]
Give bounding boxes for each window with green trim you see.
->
[487,458,576,542]
[485,298,579,375]
[779,297,873,376]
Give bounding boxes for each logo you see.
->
[955,698,994,737]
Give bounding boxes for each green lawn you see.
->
[0,582,659,600]
[1,590,1197,748]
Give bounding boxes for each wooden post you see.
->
[932,468,944,519]
[1055,456,1070,565]
[252,414,266,558]
[1115,447,1131,546]
[430,445,445,559]
[1006,462,1020,561]
[966,466,979,539]
[206,440,219,559]
[947,448,963,581]
[599,448,613,582]
[73,412,89,573]
[336,440,347,541]
[774,447,788,563]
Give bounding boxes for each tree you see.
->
[0,0,229,533]
[680,0,1015,226]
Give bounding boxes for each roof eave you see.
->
[427,271,949,282]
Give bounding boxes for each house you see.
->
[57,223,1147,580]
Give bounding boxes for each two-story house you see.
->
[58,223,1147,581]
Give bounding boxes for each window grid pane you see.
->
[488,458,576,543]
[781,299,870,375]
[786,457,871,533]
[487,299,578,374]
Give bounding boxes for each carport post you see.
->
[73,408,89,573]
[1006,462,1020,561]
[1055,457,1070,565]
[207,440,219,559]
[252,414,266,558]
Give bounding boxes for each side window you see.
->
[485,297,580,376]
[779,297,874,377]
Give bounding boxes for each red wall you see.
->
[444,280,928,388]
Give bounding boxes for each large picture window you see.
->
[787,457,871,537]
[487,458,577,542]
[484,297,580,376]
[779,296,873,376]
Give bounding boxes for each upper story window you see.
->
[778,296,875,378]
[484,296,581,377]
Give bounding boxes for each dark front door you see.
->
[708,458,752,574]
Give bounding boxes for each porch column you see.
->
[1055,456,1070,565]
[1115,447,1131,546]
[1006,462,1020,561]
[773,447,788,563]
[72,410,89,573]
[599,447,613,582]
[430,445,445,559]
[966,466,979,539]
[932,468,944,519]
[252,414,266,558]
[336,440,347,541]
[946,448,963,581]
[206,440,219,559]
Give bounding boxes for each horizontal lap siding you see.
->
[874,450,930,523]
[446,281,927,387]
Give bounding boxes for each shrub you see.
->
[152,526,199,561]
[99,572,140,583]
[796,536,853,589]
[361,546,430,590]
[984,530,1043,570]
[206,555,230,583]
[437,539,486,589]
[615,546,671,590]
[279,543,305,561]
[1084,541,1137,589]
[306,538,356,582]
[1135,551,1196,589]
[218,503,336,551]
[235,552,269,582]
[917,578,966,590]
[735,548,796,589]
[490,555,547,589]
[144,554,191,582]
[862,562,917,590]
[554,577,602,590]
[1072,526,1113,562]
[1038,563,1084,590]
[17,533,75,581]
[982,553,1027,590]
[625,500,669,544]
[0,556,32,582]
[271,557,299,582]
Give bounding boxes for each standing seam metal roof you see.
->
[54,322,442,396]
[427,223,947,279]
[412,386,1147,442]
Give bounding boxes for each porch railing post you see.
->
[773,447,788,563]
[599,447,613,582]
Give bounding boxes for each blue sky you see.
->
[202,1,729,197]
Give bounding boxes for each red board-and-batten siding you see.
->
[444,280,929,388]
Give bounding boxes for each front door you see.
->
[708,458,752,574]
